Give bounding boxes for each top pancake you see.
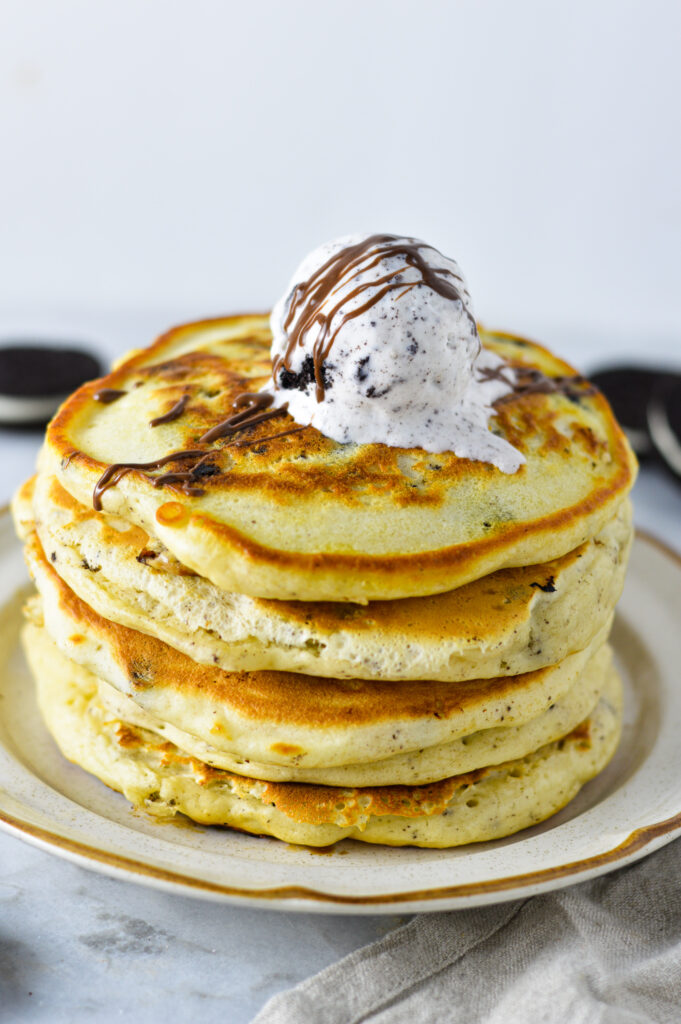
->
[43,314,637,602]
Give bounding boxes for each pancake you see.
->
[22,472,632,682]
[41,314,637,602]
[26,621,623,848]
[24,529,613,780]
[92,642,612,785]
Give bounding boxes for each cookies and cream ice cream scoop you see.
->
[267,233,524,472]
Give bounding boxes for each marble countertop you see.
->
[1,313,680,1023]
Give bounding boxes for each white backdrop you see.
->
[0,0,679,363]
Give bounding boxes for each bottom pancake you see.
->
[25,622,623,849]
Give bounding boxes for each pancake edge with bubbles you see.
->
[42,315,637,602]
[20,473,632,682]
[26,621,623,849]
[24,529,613,773]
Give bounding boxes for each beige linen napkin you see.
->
[252,838,681,1024]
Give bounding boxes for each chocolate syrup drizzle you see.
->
[91,390,301,509]
[94,388,126,404]
[149,393,190,428]
[151,454,220,494]
[198,391,285,443]
[274,234,475,402]
[93,450,206,510]
[479,365,598,406]
[232,424,306,449]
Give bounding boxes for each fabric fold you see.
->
[252,839,681,1024]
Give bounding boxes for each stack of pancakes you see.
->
[12,315,637,848]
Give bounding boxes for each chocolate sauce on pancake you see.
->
[149,393,190,428]
[232,424,307,448]
[93,450,206,510]
[198,391,285,443]
[92,391,303,508]
[480,365,598,406]
[94,389,126,404]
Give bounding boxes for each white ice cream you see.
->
[267,234,524,473]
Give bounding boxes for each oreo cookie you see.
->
[647,375,681,480]
[589,366,663,460]
[0,343,102,426]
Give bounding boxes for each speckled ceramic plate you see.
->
[0,509,679,914]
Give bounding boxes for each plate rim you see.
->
[2,802,681,909]
[1,520,680,911]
